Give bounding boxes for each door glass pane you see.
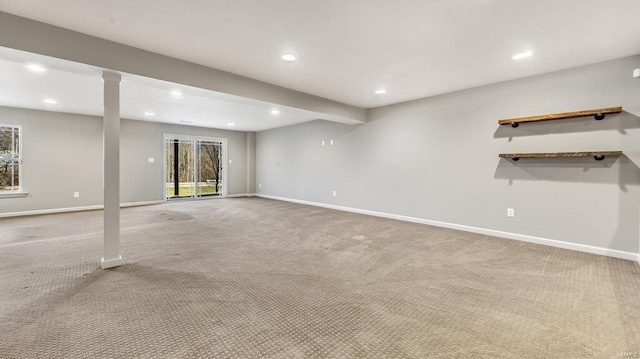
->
[165,140,175,198]
[197,141,222,197]
[165,139,195,199]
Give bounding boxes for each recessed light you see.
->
[227,123,235,127]
[24,64,47,73]
[43,98,57,105]
[512,51,533,60]
[171,90,183,97]
[271,109,280,115]
[144,112,155,117]
[374,89,387,95]
[281,54,296,62]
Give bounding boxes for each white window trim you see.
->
[0,192,28,199]
[0,124,26,198]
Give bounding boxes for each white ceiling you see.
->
[1,0,639,109]
[0,47,337,131]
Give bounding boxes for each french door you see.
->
[164,135,227,200]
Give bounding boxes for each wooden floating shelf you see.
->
[498,107,622,127]
[499,151,623,161]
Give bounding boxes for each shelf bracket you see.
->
[594,113,605,121]
[512,157,520,161]
[594,155,605,161]
[510,122,519,128]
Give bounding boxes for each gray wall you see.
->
[1,107,103,212]
[120,120,249,202]
[0,106,251,214]
[256,55,640,253]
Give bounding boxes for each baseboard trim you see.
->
[637,253,640,266]
[0,200,164,218]
[255,194,638,262]
[121,200,163,208]
[227,193,251,198]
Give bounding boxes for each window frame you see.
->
[0,124,27,198]
[162,133,228,201]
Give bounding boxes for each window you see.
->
[0,125,22,194]
[164,134,227,200]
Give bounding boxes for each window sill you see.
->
[0,192,29,199]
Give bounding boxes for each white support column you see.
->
[101,70,123,269]
[245,132,256,194]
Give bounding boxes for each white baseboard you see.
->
[167,193,253,199]
[255,194,638,262]
[4,194,638,265]
[121,200,163,208]
[227,193,252,198]
[0,200,164,218]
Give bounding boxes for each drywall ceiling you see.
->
[0,0,639,109]
[0,47,335,131]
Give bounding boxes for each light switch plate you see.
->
[507,208,515,218]
[634,68,640,78]
[148,157,155,163]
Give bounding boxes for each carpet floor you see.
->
[0,197,639,358]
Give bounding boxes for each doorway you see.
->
[164,134,227,200]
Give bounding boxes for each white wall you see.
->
[0,106,251,214]
[256,55,640,254]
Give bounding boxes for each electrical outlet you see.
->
[634,68,640,78]
[74,192,80,198]
[148,157,155,163]
[330,139,334,146]
[258,184,262,188]
[229,159,232,164]
[333,190,337,197]
[507,208,515,218]
[322,140,325,146]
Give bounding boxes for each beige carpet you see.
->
[0,197,639,358]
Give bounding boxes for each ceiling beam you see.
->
[0,11,366,124]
